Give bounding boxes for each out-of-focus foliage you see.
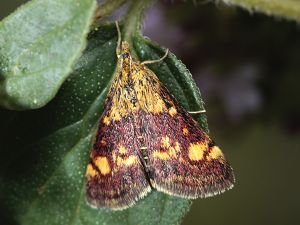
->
[222,0,300,21]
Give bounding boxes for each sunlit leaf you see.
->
[0,0,97,109]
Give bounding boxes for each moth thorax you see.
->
[121,41,131,59]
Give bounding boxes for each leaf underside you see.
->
[222,0,300,22]
[0,24,207,225]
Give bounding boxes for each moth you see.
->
[85,22,235,210]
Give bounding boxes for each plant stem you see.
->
[123,0,155,43]
[95,0,127,19]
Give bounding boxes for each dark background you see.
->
[1,1,300,225]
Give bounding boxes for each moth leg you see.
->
[188,110,206,114]
[141,49,169,65]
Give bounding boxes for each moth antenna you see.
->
[115,21,121,58]
[188,110,206,114]
[141,49,169,65]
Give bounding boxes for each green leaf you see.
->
[0,24,207,225]
[222,0,300,22]
[0,0,97,110]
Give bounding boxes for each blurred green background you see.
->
[1,1,300,225]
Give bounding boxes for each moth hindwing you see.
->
[85,38,235,210]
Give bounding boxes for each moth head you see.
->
[121,41,131,59]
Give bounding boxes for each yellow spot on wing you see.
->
[168,106,177,116]
[86,164,98,177]
[124,156,137,166]
[102,110,122,125]
[116,156,138,167]
[208,146,224,160]
[119,145,127,154]
[175,141,180,152]
[152,138,181,160]
[161,136,170,148]
[153,98,166,114]
[94,156,111,175]
[102,116,110,125]
[152,151,170,160]
[100,138,107,146]
[183,128,189,136]
[188,142,207,161]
